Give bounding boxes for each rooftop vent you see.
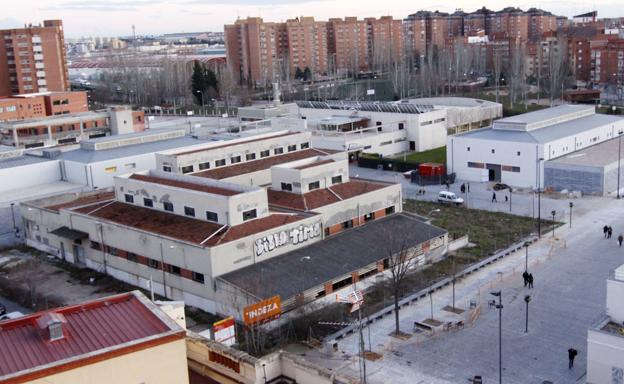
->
[36,312,67,341]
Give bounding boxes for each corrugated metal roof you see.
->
[0,291,184,381]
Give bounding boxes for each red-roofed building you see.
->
[0,291,188,384]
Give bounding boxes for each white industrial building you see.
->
[586,264,624,383]
[447,105,624,188]
[296,100,448,159]
[21,136,448,318]
[408,97,502,134]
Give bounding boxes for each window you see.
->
[308,181,320,190]
[281,182,293,191]
[491,149,495,154]
[468,162,485,169]
[206,211,218,222]
[127,252,138,262]
[260,150,270,158]
[215,159,226,167]
[288,144,297,152]
[163,202,174,212]
[242,209,257,221]
[364,212,374,221]
[169,264,181,275]
[192,271,205,283]
[274,147,284,155]
[148,259,160,269]
[398,123,404,130]
[246,153,256,161]
[420,120,433,126]
[377,126,383,132]
[300,142,310,149]
[198,162,210,170]
[511,166,520,173]
[163,165,172,172]
[124,194,134,203]
[107,246,118,256]
[125,163,136,169]
[331,175,343,184]
[380,141,392,146]
[143,198,153,207]
[181,165,194,174]
[104,166,117,173]
[184,206,195,217]
[230,156,241,164]
[341,220,353,229]
[385,206,395,214]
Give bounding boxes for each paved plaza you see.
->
[300,167,624,383]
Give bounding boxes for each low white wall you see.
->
[0,159,61,193]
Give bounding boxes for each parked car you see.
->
[0,311,24,321]
[493,183,510,191]
[437,191,464,206]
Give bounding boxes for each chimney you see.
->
[36,312,67,341]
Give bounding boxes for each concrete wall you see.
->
[544,162,604,195]
[271,159,348,194]
[606,278,624,323]
[311,129,408,157]
[0,159,61,193]
[26,338,189,384]
[62,153,157,189]
[587,327,624,384]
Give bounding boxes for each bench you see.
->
[413,321,433,332]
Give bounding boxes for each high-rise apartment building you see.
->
[285,17,328,76]
[0,20,69,96]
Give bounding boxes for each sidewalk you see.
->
[303,182,624,383]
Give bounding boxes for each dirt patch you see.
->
[364,351,384,360]
[442,305,465,314]
[389,331,412,340]
[422,318,443,327]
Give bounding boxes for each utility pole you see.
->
[524,295,531,333]
[618,130,623,199]
[508,187,512,212]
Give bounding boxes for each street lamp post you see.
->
[9,202,16,234]
[569,202,573,228]
[508,187,512,212]
[490,291,503,384]
[618,130,623,199]
[523,241,530,272]
[524,295,531,333]
[551,210,556,238]
[537,158,544,237]
[300,256,311,305]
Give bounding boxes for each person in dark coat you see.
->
[461,183,466,193]
[522,271,529,287]
[604,225,609,238]
[618,234,623,247]
[492,192,497,203]
[528,273,534,289]
[608,226,613,239]
[568,348,578,369]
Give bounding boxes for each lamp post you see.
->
[508,187,512,212]
[537,157,544,237]
[569,202,573,228]
[523,241,530,273]
[490,291,503,384]
[196,90,205,115]
[618,130,623,199]
[524,295,531,333]
[300,256,311,305]
[9,202,16,234]
[551,210,556,238]
[262,363,267,383]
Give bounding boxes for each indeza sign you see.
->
[243,296,281,325]
[254,222,321,256]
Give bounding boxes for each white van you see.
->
[0,311,24,321]
[437,191,464,206]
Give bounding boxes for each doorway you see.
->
[486,164,501,182]
[73,244,86,265]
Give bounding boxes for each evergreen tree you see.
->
[191,61,205,105]
[294,67,303,80]
[303,67,312,81]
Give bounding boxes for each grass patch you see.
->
[393,146,446,165]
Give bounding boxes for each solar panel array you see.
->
[295,100,434,114]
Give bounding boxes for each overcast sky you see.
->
[0,0,621,38]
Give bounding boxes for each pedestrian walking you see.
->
[522,271,529,287]
[461,183,466,193]
[505,195,508,202]
[467,184,470,193]
[618,234,623,247]
[528,273,534,289]
[604,225,609,238]
[446,182,450,190]
[568,348,578,369]
[608,226,613,239]
[492,192,497,203]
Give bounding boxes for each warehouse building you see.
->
[21,152,446,318]
[408,97,503,134]
[447,105,624,188]
[544,138,624,196]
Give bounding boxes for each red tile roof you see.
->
[71,201,310,247]
[44,191,115,212]
[268,179,390,211]
[174,132,301,156]
[0,292,184,382]
[193,148,339,180]
[129,174,241,196]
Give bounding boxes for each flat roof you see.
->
[318,116,368,125]
[268,179,390,211]
[0,291,184,382]
[457,113,623,144]
[220,213,447,300]
[0,111,110,129]
[129,173,243,196]
[0,154,53,169]
[59,136,204,163]
[193,148,339,180]
[493,104,593,127]
[293,159,335,170]
[173,131,302,156]
[547,137,624,167]
[408,97,501,108]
